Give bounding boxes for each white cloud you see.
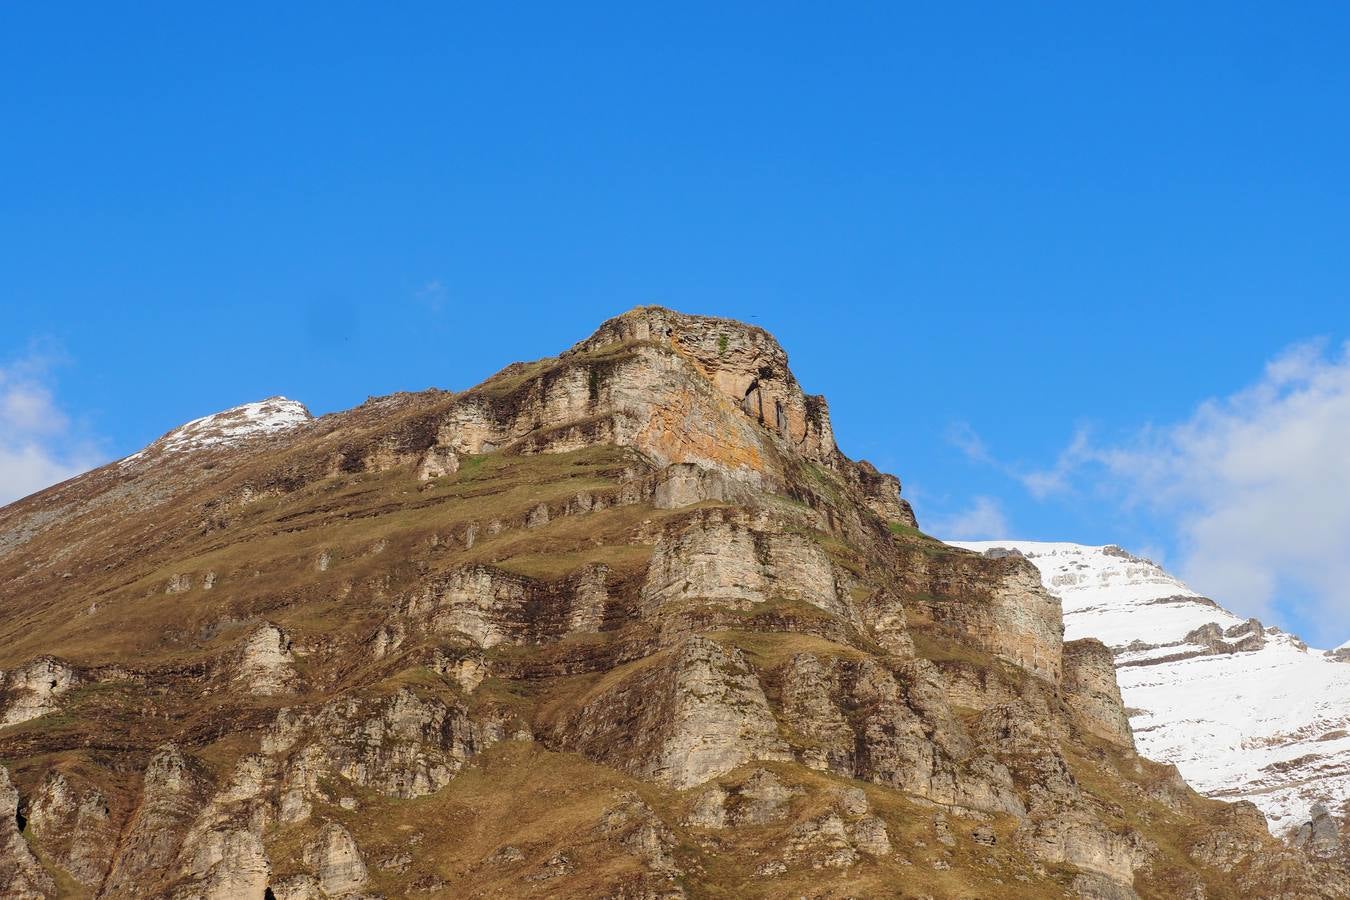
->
[930,496,1010,541]
[1099,341,1350,638]
[947,421,994,465]
[414,279,449,312]
[0,353,103,506]
[949,420,1094,500]
[1000,340,1350,645]
[1019,427,1095,500]
[1,382,67,435]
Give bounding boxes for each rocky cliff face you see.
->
[0,308,1344,898]
[954,540,1350,851]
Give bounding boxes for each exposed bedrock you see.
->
[0,657,80,728]
[102,745,214,898]
[0,767,55,900]
[25,771,117,890]
[640,508,854,622]
[233,623,299,696]
[1063,638,1136,750]
[383,561,620,652]
[2,307,1338,899]
[548,635,791,789]
[910,554,1065,683]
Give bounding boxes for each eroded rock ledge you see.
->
[0,308,1341,899]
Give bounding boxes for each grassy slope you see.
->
[0,409,1286,897]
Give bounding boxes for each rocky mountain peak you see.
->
[582,306,838,466]
[571,306,815,428]
[1,312,1347,898]
[122,396,314,465]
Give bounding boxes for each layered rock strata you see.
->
[0,309,1343,898]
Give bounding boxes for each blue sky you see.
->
[3,3,1349,643]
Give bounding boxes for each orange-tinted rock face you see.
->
[575,306,837,462]
[1,307,1341,900]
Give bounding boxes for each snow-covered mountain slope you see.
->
[952,540,1350,833]
[121,396,312,464]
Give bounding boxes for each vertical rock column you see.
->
[1062,639,1136,750]
[0,767,56,899]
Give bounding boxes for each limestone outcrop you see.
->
[0,768,54,900]
[906,552,1065,682]
[0,657,79,727]
[551,635,791,789]
[101,745,213,897]
[25,771,117,890]
[1063,638,1136,749]
[572,306,837,465]
[0,308,1342,899]
[266,688,514,802]
[234,623,298,695]
[640,508,851,620]
[399,565,534,649]
[303,822,369,896]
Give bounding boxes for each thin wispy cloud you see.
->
[928,496,1010,541]
[414,279,449,312]
[963,339,1350,646]
[947,421,994,466]
[0,351,104,506]
[1102,340,1350,640]
[948,419,1093,500]
[1019,427,1096,500]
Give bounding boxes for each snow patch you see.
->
[122,397,312,464]
[951,539,1350,834]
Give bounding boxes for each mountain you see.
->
[952,541,1350,836]
[120,397,314,463]
[2,307,1347,899]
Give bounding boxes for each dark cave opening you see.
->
[741,379,763,421]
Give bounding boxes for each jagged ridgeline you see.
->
[0,307,1344,899]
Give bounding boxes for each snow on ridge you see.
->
[122,396,313,464]
[952,540,1239,648]
[949,538,1350,833]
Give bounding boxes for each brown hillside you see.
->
[0,307,1344,899]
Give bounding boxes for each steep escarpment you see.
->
[956,540,1350,853]
[0,308,1345,898]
